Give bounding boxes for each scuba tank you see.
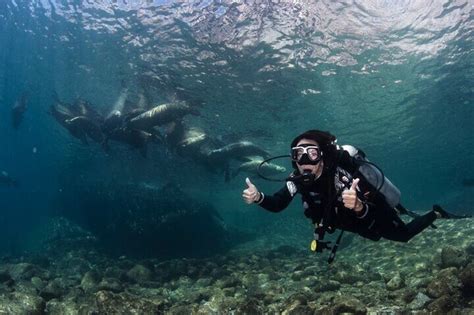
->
[339,144,401,208]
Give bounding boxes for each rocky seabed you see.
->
[0,219,472,314]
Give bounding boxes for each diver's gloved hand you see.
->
[242,177,262,204]
[342,178,364,212]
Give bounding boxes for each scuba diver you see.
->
[242,130,470,263]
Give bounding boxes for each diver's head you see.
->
[290,130,337,175]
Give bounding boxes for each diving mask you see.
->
[291,145,322,165]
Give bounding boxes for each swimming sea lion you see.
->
[177,126,208,149]
[207,141,271,162]
[71,99,104,123]
[127,103,200,131]
[65,116,104,144]
[231,157,286,180]
[106,128,161,157]
[63,117,89,145]
[122,108,147,122]
[102,110,124,135]
[49,103,76,128]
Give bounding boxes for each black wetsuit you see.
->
[258,151,437,242]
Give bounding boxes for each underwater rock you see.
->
[317,295,366,315]
[62,256,92,276]
[459,262,474,296]
[440,245,469,268]
[282,304,314,315]
[365,306,404,314]
[465,242,474,255]
[407,276,431,289]
[40,278,67,301]
[30,276,46,291]
[168,304,199,314]
[427,295,459,313]
[386,272,405,291]
[80,270,100,293]
[291,270,304,281]
[285,292,310,306]
[216,275,241,288]
[95,290,164,314]
[235,297,264,314]
[8,263,43,281]
[281,293,314,315]
[45,299,98,315]
[195,277,213,287]
[97,277,123,293]
[407,292,431,310]
[127,264,153,283]
[333,269,365,285]
[0,291,44,315]
[426,267,462,298]
[315,279,341,292]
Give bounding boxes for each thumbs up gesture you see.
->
[342,178,364,212]
[242,177,261,204]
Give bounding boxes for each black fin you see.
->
[433,204,472,219]
[396,204,437,228]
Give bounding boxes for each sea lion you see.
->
[122,108,147,122]
[206,141,271,162]
[102,108,148,135]
[177,126,208,149]
[0,171,18,187]
[127,103,200,131]
[63,117,89,145]
[105,128,161,157]
[11,93,28,129]
[231,157,286,180]
[102,110,124,135]
[49,103,76,128]
[65,116,104,144]
[71,99,104,123]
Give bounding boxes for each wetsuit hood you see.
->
[290,130,337,170]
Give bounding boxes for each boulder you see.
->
[440,246,469,268]
[0,291,45,315]
[95,290,164,314]
[127,264,153,283]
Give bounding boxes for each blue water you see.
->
[0,0,472,256]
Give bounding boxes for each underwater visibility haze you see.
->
[0,0,473,313]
